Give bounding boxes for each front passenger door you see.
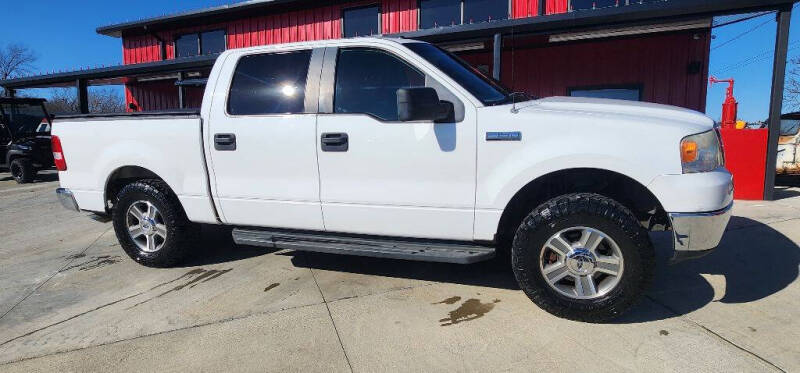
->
[316,47,477,240]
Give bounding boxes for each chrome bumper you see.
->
[56,188,80,212]
[668,202,733,260]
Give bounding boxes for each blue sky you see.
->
[0,1,797,122]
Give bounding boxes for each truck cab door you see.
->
[205,48,325,230]
[315,46,477,240]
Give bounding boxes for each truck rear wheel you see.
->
[10,158,35,184]
[511,193,654,322]
[112,179,197,267]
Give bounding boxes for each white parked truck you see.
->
[53,38,733,322]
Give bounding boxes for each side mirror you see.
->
[397,87,454,123]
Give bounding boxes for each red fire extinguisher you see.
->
[709,76,738,128]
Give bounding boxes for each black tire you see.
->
[511,193,654,322]
[10,158,35,184]
[112,179,197,267]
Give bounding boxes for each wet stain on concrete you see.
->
[659,330,669,336]
[264,283,280,292]
[432,296,462,305]
[127,268,232,309]
[748,327,757,332]
[0,268,231,348]
[438,298,500,326]
[62,255,122,272]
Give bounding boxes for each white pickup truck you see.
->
[53,37,733,322]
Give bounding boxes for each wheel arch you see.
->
[104,166,172,213]
[495,168,669,250]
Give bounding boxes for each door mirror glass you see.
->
[397,87,454,122]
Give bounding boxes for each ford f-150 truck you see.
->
[53,38,733,322]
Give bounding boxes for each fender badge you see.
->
[486,132,522,141]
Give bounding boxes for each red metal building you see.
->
[102,0,711,113]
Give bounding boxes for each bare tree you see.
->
[786,56,800,113]
[46,87,126,114]
[0,44,37,96]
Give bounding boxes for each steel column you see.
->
[493,33,502,80]
[764,5,793,200]
[3,88,15,98]
[538,0,546,16]
[76,78,89,114]
[178,72,186,109]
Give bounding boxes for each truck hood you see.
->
[518,96,714,133]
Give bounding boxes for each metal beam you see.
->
[177,71,186,109]
[493,33,502,81]
[76,79,89,114]
[764,5,793,201]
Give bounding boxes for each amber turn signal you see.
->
[681,140,698,163]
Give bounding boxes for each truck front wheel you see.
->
[112,179,197,267]
[511,193,654,322]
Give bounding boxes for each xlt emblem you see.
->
[486,132,522,141]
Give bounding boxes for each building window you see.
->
[175,29,226,58]
[201,30,226,55]
[420,0,461,29]
[420,0,508,29]
[343,5,380,37]
[334,48,426,121]
[463,0,509,23]
[227,50,312,115]
[571,0,618,10]
[569,86,642,101]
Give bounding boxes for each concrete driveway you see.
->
[1,171,799,372]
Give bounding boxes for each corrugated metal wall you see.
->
[459,30,711,112]
[122,0,709,113]
[123,0,418,64]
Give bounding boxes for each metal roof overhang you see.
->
[95,0,796,39]
[2,0,796,91]
[0,55,218,90]
[397,0,797,42]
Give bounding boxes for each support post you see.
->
[178,72,186,109]
[538,0,546,16]
[493,33,502,81]
[3,88,15,98]
[764,6,793,200]
[76,78,89,114]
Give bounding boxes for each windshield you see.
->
[781,119,800,136]
[404,42,510,105]
[0,103,48,138]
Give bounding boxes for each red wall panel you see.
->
[512,0,540,18]
[458,30,711,112]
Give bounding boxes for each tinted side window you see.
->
[334,48,426,121]
[228,51,312,115]
[201,30,226,55]
[343,6,380,37]
[175,34,199,58]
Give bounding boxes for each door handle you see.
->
[214,133,236,151]
[321,132,348,152]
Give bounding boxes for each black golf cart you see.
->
[0,97,54,183]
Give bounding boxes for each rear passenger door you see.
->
[315,46,477,240]
[207,48,325,230]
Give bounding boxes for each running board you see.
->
[231,228,495,264]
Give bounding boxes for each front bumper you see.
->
[56,188,80,212]
[668,202,732,261]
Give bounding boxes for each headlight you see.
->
[680,130,723,173]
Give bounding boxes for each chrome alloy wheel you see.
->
[126,200,167,253]
[539,227,624,300]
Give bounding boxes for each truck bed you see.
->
[52,113,217,223]
[54,109,200,121]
